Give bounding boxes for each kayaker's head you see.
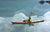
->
[29,17,31,19]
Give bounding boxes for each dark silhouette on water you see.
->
[39,0,50,4]
[29,12,34,15]
[46,1,50,4]
[39,0,44,4]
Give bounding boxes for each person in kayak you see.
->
[27,17,33,25]
[23,17,33,25]
[23,17,31,22]
[27,17,32,22]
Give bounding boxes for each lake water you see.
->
[0,0,50,32]
[0,13,50,32]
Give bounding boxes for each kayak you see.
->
[12,20,44,24]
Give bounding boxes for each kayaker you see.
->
[23,17,32,22]
[27,17,32,22]
[27,17,33,25]
[23,17,31,22]
[23,17,33,25]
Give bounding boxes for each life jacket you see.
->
[27,19,31,22]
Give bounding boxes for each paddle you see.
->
[29,12,34,25]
